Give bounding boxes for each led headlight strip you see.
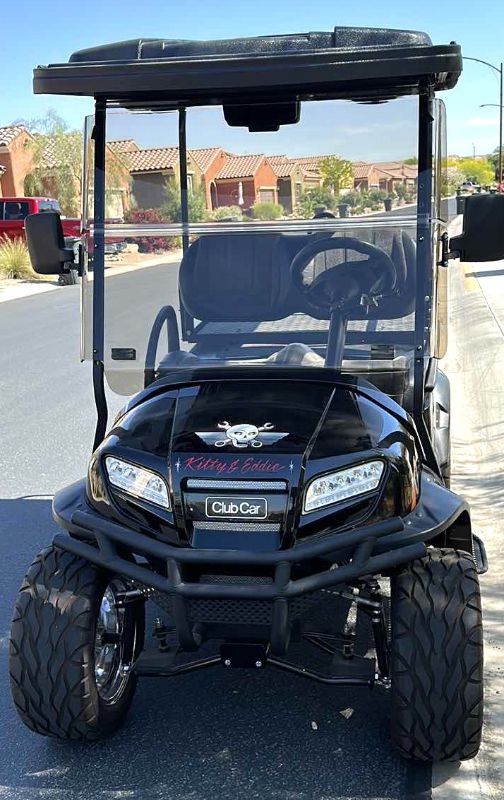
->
[304,460,384,513]
[105,456,170,510]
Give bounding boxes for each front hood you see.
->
[89,377,420,550]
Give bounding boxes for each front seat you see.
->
[178,232,308,323]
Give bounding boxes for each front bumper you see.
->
[53,472,466,624]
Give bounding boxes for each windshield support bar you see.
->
[178,107,193,339]
[91,97,108,450]
[413,86,440,476]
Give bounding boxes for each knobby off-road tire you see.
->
[9,545,144,740]
[390,547,483,761]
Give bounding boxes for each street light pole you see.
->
[500,61,503,188]
[464,56,503,190]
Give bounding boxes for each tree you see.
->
[403,157,418,165]
[161,181,207,223]
[22,111,82,216]
[318,155,354,195]
[20,110,131,218]
[456,157,494,186]
[488,146,502,179]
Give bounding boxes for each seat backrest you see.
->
[311,227,416,320]
[179,228,416,324]
[179,233,308,322]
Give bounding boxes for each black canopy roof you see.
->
[33,27,462,108]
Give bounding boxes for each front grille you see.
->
[194,521,281,532]
[143,576,327,626]
[186,479,287,491]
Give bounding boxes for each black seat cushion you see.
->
[179,233,308,322]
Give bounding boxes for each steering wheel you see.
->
[290,236,397,318]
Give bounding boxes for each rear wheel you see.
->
[9,545,144,739]
[390,548,483,761]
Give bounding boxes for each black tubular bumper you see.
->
[52,473,467,602]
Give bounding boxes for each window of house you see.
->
[259,189,275,203]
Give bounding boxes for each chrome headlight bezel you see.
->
[104,456,170,510]
[303,459,385,514]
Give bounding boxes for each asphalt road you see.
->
[0,203,500,800]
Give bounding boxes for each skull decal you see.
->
[195,421,288,449]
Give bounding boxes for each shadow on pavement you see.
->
[0,496,411,800]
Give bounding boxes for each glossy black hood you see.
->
[88,376,420,550]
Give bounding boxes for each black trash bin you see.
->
[383,198,392,212]
[456,194,466,214]
[338,203,350,218]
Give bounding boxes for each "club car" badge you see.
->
[195,421,288,449]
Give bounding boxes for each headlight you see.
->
[304,460,384,513]
[105,457,170,509]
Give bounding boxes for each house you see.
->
[351,161,418,193]
[189,147,228,210]
[213,154,278,209]
[268,156,323,213]
[374,161,418,192]
[127,146,203,209]
[0,125,35,197]
[352,162,386,191]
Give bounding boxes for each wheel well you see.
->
[432,510,472,554]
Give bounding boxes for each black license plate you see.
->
[205,496,268,520]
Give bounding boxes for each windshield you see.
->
[81,97,424,396]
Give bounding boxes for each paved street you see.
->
[0,219,502,799]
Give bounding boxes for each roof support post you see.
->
[178,107,193,338]
[91,97,108,451]
[413,87,440,475]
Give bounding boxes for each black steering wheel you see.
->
[290,236,397,318]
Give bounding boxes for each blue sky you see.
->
[3,0,503,157]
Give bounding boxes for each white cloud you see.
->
[465,116,500,128]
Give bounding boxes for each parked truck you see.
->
[0,197,80,242]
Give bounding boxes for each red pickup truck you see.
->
[0,197,80,241]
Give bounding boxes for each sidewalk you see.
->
[0,250,181,303]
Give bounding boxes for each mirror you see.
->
[223,101,300,132]
[450,194,504,262]
[25,212,76,275]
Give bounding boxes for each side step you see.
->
[472,534,489,575]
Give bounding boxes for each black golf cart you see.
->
[11,28,504,760]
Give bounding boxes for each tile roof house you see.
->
[351,161,417,192]
[124,146,203,210]
[213,154,278,209]
[107,139,139,154]
[269,155,324,213]
[0,125,34,196]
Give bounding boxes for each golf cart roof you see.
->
[33,27,462,108]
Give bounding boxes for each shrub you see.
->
[368,189,388,204]
[250,202,283,221]
[211,205,243,221]
[161,183,207,223]
[0,235,37,280]
[123,208,178,253]
[341,190,363,208]
[295,188,336,218]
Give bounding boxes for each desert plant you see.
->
[295,188,336,218]
[250,202,283,220]
[0,235,37,280]
[341,190,363,208]
[368,189,388,204]
[211,205,243,221]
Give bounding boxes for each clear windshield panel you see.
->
[87,98,422,395]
